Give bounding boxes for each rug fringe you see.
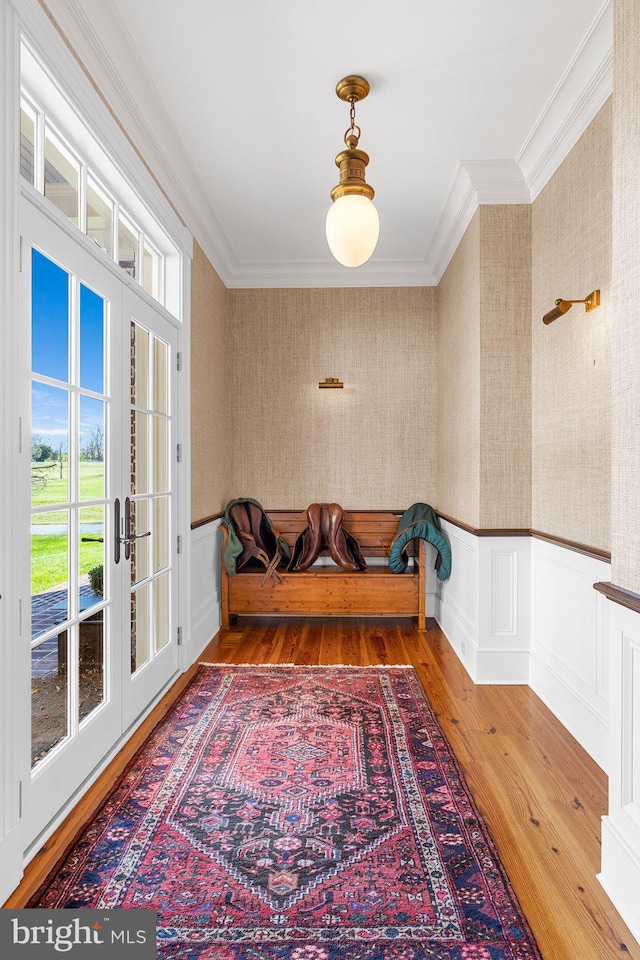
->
[199,662,413,669]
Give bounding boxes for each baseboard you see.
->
[474,648,529,684]
[529,649,608,771]
[189,592,221,661]
[435,590,475,679]
[0,825,23,905]
[599,816,640,946]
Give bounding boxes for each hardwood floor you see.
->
[6,615,639,960]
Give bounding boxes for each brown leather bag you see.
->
[288,503,367,573]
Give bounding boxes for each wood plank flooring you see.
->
[6,615,640,960]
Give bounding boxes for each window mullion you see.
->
[79,162,87,236]
[35,105,45,194]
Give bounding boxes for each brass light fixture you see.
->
[326,75,379,268]
[319,377,344,389]
[543,289,601,324]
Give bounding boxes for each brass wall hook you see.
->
[319,377,344,389]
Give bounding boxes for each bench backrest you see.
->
[266,509,411,558]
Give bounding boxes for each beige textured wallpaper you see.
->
[190,242,231,522]
[228,288,437,509]
[479,205,532,528]
[612,2,640,592]
[532,101,612,550]
[436,207,532,530]
[436,213,481,526]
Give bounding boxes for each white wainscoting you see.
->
[424,542,438,618]
[436,521,531,684]
[599,599,640,945]
[189,519,222,661]
[529,538,611,772]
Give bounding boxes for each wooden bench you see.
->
[220,509,427,630]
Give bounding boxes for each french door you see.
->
[21,200,180,847]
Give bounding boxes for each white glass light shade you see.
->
[325,194,379,267]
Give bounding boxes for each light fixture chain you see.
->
[349,97,357,132]
[343,96,361,148]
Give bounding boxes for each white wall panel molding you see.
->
[189,520,222,662]
[530,538,610,770]
[436,521,530,684]
[599,600,640,945]
[423,542,438,619]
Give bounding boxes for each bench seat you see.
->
[221,509,427,630]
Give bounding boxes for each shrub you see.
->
[88,564,103,596]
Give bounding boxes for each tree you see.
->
[81,424,104,461]
[31,433,54,462]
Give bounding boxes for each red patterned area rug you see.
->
[31,665,542,960]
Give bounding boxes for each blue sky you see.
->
[32,249,106,453]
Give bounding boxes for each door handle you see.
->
[114,497,121,564]
[124,497,131,561]
[123,497,150,560]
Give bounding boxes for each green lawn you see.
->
[32,534,103,595]
[32,460,105,523]
[31,460,105,593]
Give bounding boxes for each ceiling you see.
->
[74,0,611,286]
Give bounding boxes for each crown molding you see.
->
[38,0,238,284]
[428,160,530,284]
[32,0,613,290]
[227,258,436,289]
[516,0,613,201]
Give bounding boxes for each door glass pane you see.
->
[32,249,69,382]
[86,178,113,256]
[31,510,68,640]
[154,496,169,573]
[154,417,169,493]
[132,322,149,408]
[80,284,105,394]
[44,127,79,225]
[20,103,36,184]
[31,384,69,508]
[143,243,159,300]
[80,505,104,613]
[79,397,105,500]
[32,631,68,767]
[153,337,168,414]
[118,213,137,279]
[79,616,104,723]
[131,498,150,586]
[154,573,170,653]
[132,411,149,495]
[131,583,150,674]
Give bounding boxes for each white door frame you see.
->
[20,199,128,846]
[0,0,193,894]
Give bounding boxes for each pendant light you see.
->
[326,76,379,268]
